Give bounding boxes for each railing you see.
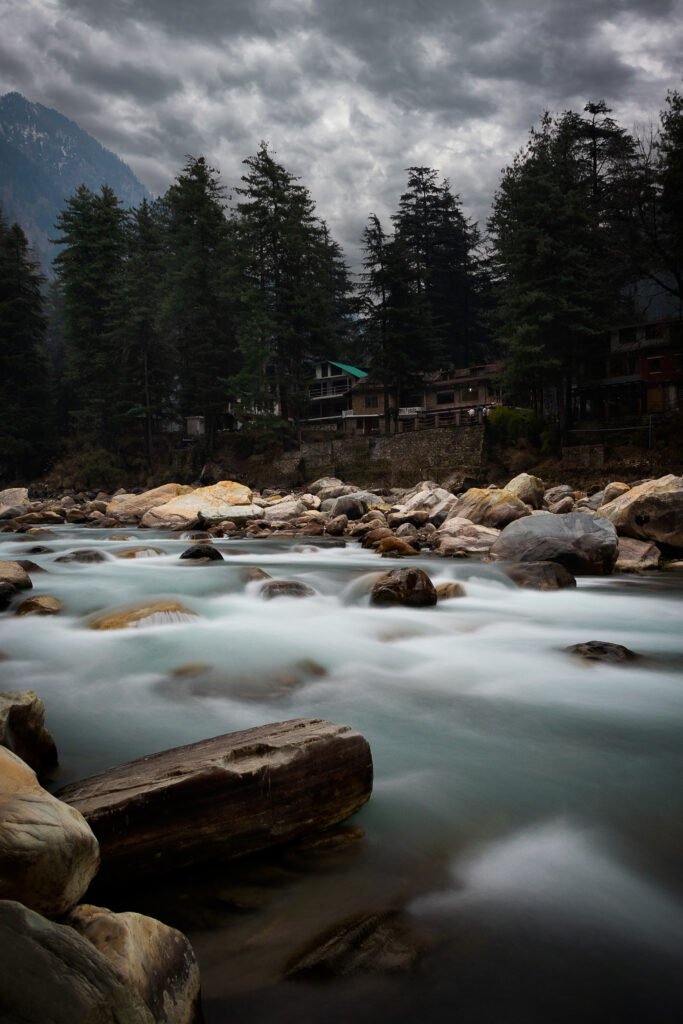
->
[310,382,351,398]
[398,406,426,416]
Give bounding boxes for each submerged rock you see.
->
[370,568,437,607]
[0,690,58,776]
[115,546,164,559]
[565,641,640,664]
[0,749,99,917]
[435,582,467,600]
[55,549,108,564]
[260,579,316,599]
[88,601,198,630]
[0,900,154,1024]
[179,543,224,562]
[500,561,577,590]
[15,595,63,616]
[56,718,373,883]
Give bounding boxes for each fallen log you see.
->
[57,718,373,883]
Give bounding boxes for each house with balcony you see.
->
[306,360,368,428]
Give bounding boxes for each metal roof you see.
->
[327,360,368,378]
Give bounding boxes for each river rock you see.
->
[0,690,58,776]
[0,581,17,610]
[329,494,368,520]
[370,567,437,607]
[361,527,394,548]
[490,513,618,575]
[89,601,198,630]
[548,495,575,514]
[116,546,164,559]
[56,718,373,883]
[66,904,201,1024]
[16,595,63,616]
[55,549,108,564]
[435,582,467,599]
[0,487,32,519]
[601,481,631,505]
[0,560,33,590]
[307,476,347,496]
[501,561,577,590]
[616,536,662,572]
[141,481,255,529]
[325,514,348,536]
[447,487,531,529]
[286,909,426,978]
[597,474,683,550]
[0,901,155,1024]
[260,580,316,599]
[106,483,193,522]
[179,543,224,561]
[544,484,575,506]
[0,748,99,916]
[565,641,639,664]
[263,499,308,521]
[376,537,419,557]
[505,473,545,509]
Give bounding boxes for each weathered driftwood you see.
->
[57,718,373,882]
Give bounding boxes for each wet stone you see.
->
[565,641,640,664]
[179,544,224,561]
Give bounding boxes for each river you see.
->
[1,527,682,1023]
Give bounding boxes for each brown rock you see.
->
[370,567,437,607]
[325,514,348,536]
[435,582,467,599]
[376,537,419,557]
[15,595,63,616]
[598,474,683,550]
[616,536,661,572]
[66,904,201,1024]
[0,560,33,590]
[115,546,164,559]
[565,641,639,664]
[260,580,316,599]
[56,718,373,882]
[361,527,394,548]
[0,690,58,775]
[0,749,100,917]
[448,487,531,529]
[89,601,198,630]
[106,483,193,522]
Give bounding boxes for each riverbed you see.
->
[1,527,682,1022]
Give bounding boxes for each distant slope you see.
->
[0,91,151,271]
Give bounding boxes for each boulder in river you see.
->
[89,600,198,630]
[106,483,193,522]
[565,641,640,664]
[616,536,661,572]
[0,900,155,1024]
[435,582,467,600]
[0,748,99,917]
[0,581,17,610]
[56,718,373,883]
[140,481,255,529]
[0,560,33,590]
[55,549,108,564]
[0,690,58,776]
[179,543,224,562]
[447,487,531,529]
[260,579,316,599]
[490,512,618,575]
[0,487,32,519]
[370,567,437,607]
[597,474,683,551]
[500,561,577,590]
[15,594,63,616]
[66,903,201,1024]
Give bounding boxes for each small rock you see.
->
[179,544,224,562]
[376,537,419,557]
[115,547,164,559]
[601,481,631,505]
[15,595,63,617]
[55,549,108,564]
[435,582,467,600]
[89,601,198,630]
[549,496,575,514]
[0,690,58,776]
[325,514,348,536]
[260,580,316,599]
[565,641,640,664]
[0,581,17,610]
[616,537,661,572]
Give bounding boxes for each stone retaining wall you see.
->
[259,425,486,488]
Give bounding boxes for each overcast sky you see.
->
[2,0,683,266]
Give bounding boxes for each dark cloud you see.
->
[2,0,683,267]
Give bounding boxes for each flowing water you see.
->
[1,527,682,1023]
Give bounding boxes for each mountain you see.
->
[0,91,151,271]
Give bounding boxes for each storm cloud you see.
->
[2,0,682,265]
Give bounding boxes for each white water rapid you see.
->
[1,527,682,1023]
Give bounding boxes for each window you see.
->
[647,356,662,374]
[365,395,378,409]
[321,364,329,377]
[436,391,454,405]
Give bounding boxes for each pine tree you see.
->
[159,156,235,453]
[0,211,55,479]
[52,184,126,446]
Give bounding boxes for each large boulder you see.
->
[0,900,154,1024]
[106,483,193,522]
[447,487,531,529]
[89,601,198,630]
[490,512,618,575]
[597,474,683,550]
[370,567,437,607]
[66,904,201,1024]
[505,473,545,509]
[329,494,368,520]
[56,719,373,883]
[0,560,33,590]
[399,486,457,524]
[601,481,630,505]
[140,481,255,529]
[0,487,32,519]
[0,748,99,917]
[263,499,308,521]
[0,691,58,777]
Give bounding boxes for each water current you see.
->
[1,527,682,1023]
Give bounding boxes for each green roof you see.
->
[328,360,367,378]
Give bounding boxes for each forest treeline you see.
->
[1,90,682,481]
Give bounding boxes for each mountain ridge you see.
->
[0,91,151,271]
